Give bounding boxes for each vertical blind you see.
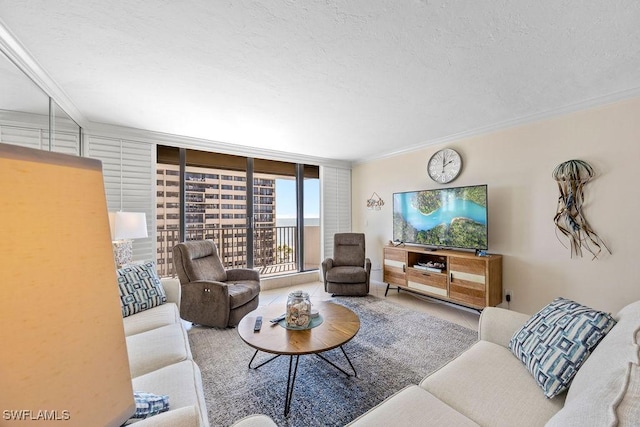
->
[85,135,155,262]
[321,166,352,259]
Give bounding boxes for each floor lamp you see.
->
[0,143,135,426]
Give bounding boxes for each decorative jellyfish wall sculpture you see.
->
[552,159,611,259]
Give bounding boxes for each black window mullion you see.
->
[246,157,254,269]
[295,163,304,272]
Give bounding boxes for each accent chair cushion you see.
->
[509,297,616,398]
[227,281,261,309]
[326,266,368,283]
[117,261,167,318]
[173,240,227,283]
[333,233,365,267]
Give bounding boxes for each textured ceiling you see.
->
[1,1,640,162]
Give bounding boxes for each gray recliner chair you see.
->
[173,240,260,328]
[322,233,371,296]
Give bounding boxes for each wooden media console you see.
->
[383,245,502,310]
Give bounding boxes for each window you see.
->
[156,145,320,277]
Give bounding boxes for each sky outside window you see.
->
[276,178,319,219]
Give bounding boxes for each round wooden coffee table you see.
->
[238,300,360,415]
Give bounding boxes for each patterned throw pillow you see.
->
[509,297,616,398]
[131,391,169,419]
[117,261,166,317]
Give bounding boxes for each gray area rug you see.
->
[188,296,477,427]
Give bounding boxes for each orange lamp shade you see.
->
[0,143,135,426]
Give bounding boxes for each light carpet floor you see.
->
[188,295,478,426]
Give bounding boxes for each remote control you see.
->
[270,313,286,323]
[253,316,262,332]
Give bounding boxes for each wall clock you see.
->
[427,148,462,184]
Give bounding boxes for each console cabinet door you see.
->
[383,247,406,286]
[449,257,487,308]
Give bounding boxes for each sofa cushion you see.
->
[546,300,640,427]
[509,297,616,398]
[118,261,167,317]
[126,324,192,377]
[131,360,208,427]
[123,302,181,336]
[421,340,565,427]
[347,385,479,427]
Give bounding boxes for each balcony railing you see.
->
[156,226,302,278]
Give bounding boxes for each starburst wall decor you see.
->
[366,192,384,210]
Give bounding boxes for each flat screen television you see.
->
[393,184,488,250]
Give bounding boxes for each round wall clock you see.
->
[427,148,462,184]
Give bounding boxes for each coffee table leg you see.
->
[284,355,300,416]
[248,350,280,370]
[314,345,357,377]
[340,345,357,377]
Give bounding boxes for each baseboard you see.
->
[260,270,321,291]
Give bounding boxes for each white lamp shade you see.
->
[109,211,148,240]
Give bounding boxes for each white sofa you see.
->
[123,277,209,426]
[234,299,640,426]
[347,300,640,426]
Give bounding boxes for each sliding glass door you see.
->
[156,146,319,277]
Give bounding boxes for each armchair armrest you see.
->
[226,268,260,282]
[364,258,371,273]
[160,277,181,306]
[478,307,531,348]
[321,258,334,282]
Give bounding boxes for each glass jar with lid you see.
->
[285,290,312,329]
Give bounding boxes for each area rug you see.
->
[188,296,477,426]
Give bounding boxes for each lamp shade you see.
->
[0,143,135,426]
[109,211,148,240]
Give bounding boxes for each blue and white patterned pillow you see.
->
[509,297,616,398]
[117,261,166,318]
[131,391,169,419]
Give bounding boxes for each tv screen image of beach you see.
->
[393,185,488,250]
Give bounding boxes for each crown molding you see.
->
[84,121,353,170]
[0,18,87,127]
[355,87,640,165]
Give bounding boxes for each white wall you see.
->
[352,97,640,315]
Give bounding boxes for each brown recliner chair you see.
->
[173,240,260,328]
[322,233,371,296]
